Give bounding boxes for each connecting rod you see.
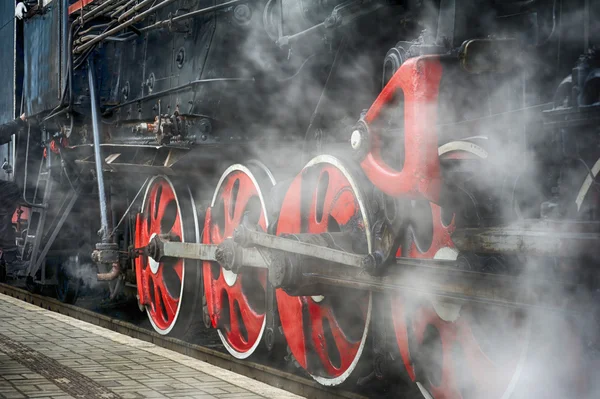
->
[143,231,591,313]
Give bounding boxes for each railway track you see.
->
[0,283,367,399]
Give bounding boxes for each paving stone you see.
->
[0,293,302,399]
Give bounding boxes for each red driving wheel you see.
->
[203,162,275,359]
[275,155,372,386]
[392,202,587,399]
[134,175,202,336]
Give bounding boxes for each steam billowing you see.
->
[46,0,599,397]
[225,0,599,398]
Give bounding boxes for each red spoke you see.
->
[275,291,307,368]
[203,167,271,357]
[277,160,370,384]
[329,319,360,373]
[135,177,188,333]
[173,262,183,281]
[152,271,178,322]
[230,283,263,331]
[228,177,256,234]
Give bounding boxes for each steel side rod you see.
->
[146,226,364,269]
[147,238,268,269]
[145,233,591,312]
[233,225,365,267]
[146,236,588,312]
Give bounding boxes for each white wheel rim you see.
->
[209,162,275,359]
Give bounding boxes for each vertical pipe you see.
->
[87,57,110,243]
[61,0,68,98]
[584,0,590,52]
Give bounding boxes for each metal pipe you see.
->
[101,0,135,17]
[87,57,110,242]
[97,262,121,281]
[78,0,121,22]
[103,78,254,113]
[118,0,154,22]
[75,33,137,45]
[61,0,68,96]
[78,23,112,36]
[110,0,138,19]
[75,0,179,53]
[139,0,253,33]
[21,124,45,209]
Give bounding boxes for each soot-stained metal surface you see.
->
[0,3,15,125]
[23,2,62,117]
[0,332,122,399]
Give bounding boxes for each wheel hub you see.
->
[148,233,160,275]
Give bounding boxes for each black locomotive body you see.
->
[1,0,599,397]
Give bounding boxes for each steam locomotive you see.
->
[0,0,598,397]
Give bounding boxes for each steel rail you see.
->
[0,283,364,399]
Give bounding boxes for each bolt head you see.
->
[351,130,363,150]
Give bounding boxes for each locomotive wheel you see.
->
[392,202,531,399]
[203,162,275,359]
[574,156,600,216]
[275,155,372,386]
[134,175,202,336]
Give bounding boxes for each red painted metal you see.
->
[360,56,443,202]
[134,178,183,331]
[68,0,96,15]
[276,164,369,380]
[12,206,29,226]
[203,170,268,356]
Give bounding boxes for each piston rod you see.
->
[453,220,600,257]
[304,260,588,313]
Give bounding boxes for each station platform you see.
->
[0,293,302,399]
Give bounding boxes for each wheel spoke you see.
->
[135,176,200,336]
[276,156,372,385]
[152,270,178,322]
[173,262,183,281]
[203,165,273,358]
[229,178,257,232]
